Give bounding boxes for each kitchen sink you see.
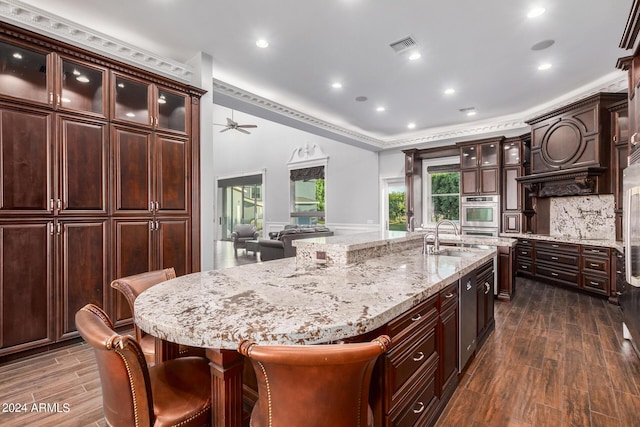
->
[433,249,481,258]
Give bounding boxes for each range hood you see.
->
[516,166,607,197]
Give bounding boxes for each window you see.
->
[290,166,325,225]
[423,157,460,227]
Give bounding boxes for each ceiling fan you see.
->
[213,111,257,134]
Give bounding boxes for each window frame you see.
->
[422,156,461,228]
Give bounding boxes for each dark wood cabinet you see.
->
[476,260,495,345]
[501,134,530,234]
[438,282,458,401]
[0,221,53,355]
[0,23,204,360]
[617,3,640,161]
[610,101,629,241]
[458,137,502,196]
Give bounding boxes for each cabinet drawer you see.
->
[516,259,533,274]
[536,241,580,254]
[388,358,438,427]
[536,250,579,267]
[387,294,438,344]
[517,238,532,245]
[582,273,609,294]
[581,256,610,274]
[439,282,458,311]
[385,327,437,410]
[536,264,579,285]
[516,246,532,259]
[581,246,611,257]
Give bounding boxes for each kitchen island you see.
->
[135,231,502,427]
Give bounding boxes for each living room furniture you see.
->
[258,226,333,261]
[230,224,260,256]
[237,335,391,427]
[245,239,260,256]
[75,304,212,427]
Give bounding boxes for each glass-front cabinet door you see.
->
[461,146,478,168]
[0,39,51,106]
[479,142,498,166]
[112,73,151,126]
[155,86,188,133]
[58,56,107,117]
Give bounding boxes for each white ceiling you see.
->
[3,0,634,150]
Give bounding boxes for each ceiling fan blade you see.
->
[236,128,250,134]
[226,117,237,126]
[219,127,232,132]
[237,124,257,128]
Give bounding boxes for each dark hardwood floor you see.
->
[1,253,639,426]
[436,278,640,427]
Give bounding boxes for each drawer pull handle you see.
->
[485,282,490,294]
[591,249,600,253]
[552,244,559,248]
[551,272,559,277]
[521,265,528,269]
[590,281,599,286]
[551,256,558,260]
[590,263,599,268]
[411,314,422,322]
[444,293,454,299]
[413,401,425,414]
[617,270,622,274]
[413,351,425,362]
[522,251,528,255]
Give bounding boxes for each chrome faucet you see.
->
[423,233,436,254]
[434,220,460,252]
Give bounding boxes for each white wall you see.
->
[211,104,380,235]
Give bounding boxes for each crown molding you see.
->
[0,0,192,83]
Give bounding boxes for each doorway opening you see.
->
[218,174,263,240]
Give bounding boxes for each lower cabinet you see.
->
[438,282,459,402]
[0,219,108,356]
[476,260,495,346]
[516,238,617,299]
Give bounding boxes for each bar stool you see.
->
[76,303,212,427]
[238,335,391,427]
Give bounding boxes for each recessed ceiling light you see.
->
[407,122,416,129]
[467,111,477,117]
[376,106,386,112]
[12,52,22,59]
[444,88,455,95]
[331,82,343,89]
[408,52,421,61]
[527,7,546,18]
[256,39,269,48]
[538,63,552,70]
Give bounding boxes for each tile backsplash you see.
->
[549,195,615,239]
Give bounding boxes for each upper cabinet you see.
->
[617,1,640,164]
[457,137,503,196]
[0,39,108,118]
[0,39,51,106]
[112,73,188,134]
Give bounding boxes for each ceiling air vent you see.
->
[389,36,418,54]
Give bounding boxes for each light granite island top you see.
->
[134,244,496,350]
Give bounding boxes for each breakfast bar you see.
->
[135,231,501,427]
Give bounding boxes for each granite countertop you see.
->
[504,233,623,251]
[134,246,496,349]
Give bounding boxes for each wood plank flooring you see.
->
[1,267,639,426]
[436,277,640,427]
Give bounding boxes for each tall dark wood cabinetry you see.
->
[457,137,502,196]
[0,23,203,359]
[618,1,640,162]
[501,134,530,234]
[609,101,629,241]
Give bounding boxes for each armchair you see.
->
[231,223,259,256]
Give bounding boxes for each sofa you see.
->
[259,226,333,261]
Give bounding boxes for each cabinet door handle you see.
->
[56,223,61,235]
[413,401,425,414]
[155,220,159,230]
[551,272,559,277]
[485,282,490,294]
[412,351,425,362]
[617,270,622,274]
[50,198,55,212]
[155,201,159,211]
[631,132,639,146]
[150,202,154,212]
[57,199,62,210]
[49,223,55,236]
[411,314,421,322]
[49,92,54,106]
[444,293,454,299]
[56,94,61,106]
